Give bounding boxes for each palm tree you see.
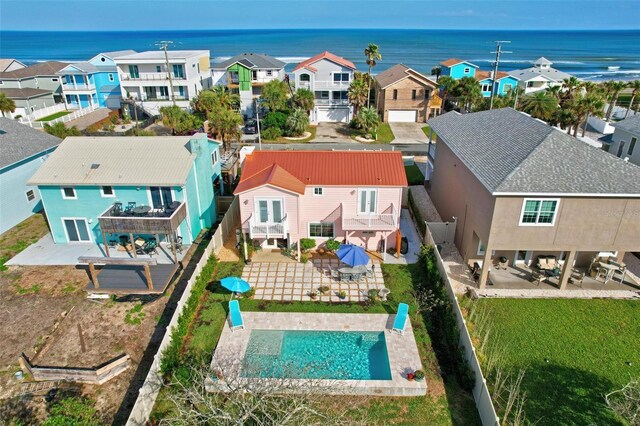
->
[208,108,242,152]
[43,122,82,138]
[438,76,457,111]
[521,91,559,121]
[348,73,369,116]
[364,43,381,107]
[561,76,581,100]
[260,80,289,112]
[454,77,482,112]
[190,87,239,116]
[431,66,442,82]
[356,107,380,139]
[579,93,606,136]
[605,80,628,120]
[546,85,562,99]
[553,107,577,134]
[285,108,309,137]
[624,80,640,119]
[291,88,314,115]
[0,93,16,117]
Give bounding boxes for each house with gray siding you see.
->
[0,117,60,234]
[0,61,66,118]
[608,114,640,166]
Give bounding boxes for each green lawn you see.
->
[405,164,425,185]
[422,124,436,139]
[465,298,640,425]
[350,123,395,144]
[152,258,480,425]
[263,126,317,144]
[36,111,72,121]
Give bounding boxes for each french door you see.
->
[257,199,283,223]
[63,218,91,242]
[358,189,377,214]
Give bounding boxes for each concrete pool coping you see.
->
[208,312,427,396]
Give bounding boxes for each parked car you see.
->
[243,119,257,135]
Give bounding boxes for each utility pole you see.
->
[489,41,511,110]
[156,41,176,106]
[255,98,262,151]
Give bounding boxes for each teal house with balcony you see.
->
[439,58,479,80]
[28,133,221,248]
[476,71,520,97]
[57,50,136,110]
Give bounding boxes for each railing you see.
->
[297,81,311,89]
[98,202,187,235]
[315,99,349,106]
[341,203,398,230]
[120,72,186,81]
[62,83,95,91]
[313,80,351,90]
[249,214,289,238]
[19,104,97,128]
[18,103,67,122]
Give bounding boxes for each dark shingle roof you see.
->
[428,108,640,196]
[0,61,67,79]
[213,53,285,70]
[0,88,52,99]
[0,118,61,169]
[612,114,640,135]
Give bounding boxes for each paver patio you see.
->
[241,258,385,302]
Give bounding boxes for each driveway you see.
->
[388,122,428,145]
[311,122,355,143]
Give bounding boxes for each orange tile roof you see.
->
[475,70,510,81]
[234,151,407,194]
[292,51,357,72]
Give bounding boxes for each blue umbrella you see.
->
[336,244,370,266]
[221,277,251,294]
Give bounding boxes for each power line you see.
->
[155,40,176,106]
[489,41,511,111]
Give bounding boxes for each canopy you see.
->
[221,277,251,293]
[336,244,370,267]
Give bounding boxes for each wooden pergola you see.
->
[78,256,159,290]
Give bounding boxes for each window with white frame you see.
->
[520,199,559,225]
[477,240,486,256]
[358,189,377,214]
[62,187,76,199]
[108,73,114,82]
[26,190,35,202]
[309,222,334,238]
[527,81,535,88]
[313,187,323,196]
[481,83,492,92]
[266,70,273,76]
[464,67,470,74]
[629,137,637,156]
[211,150,219,165]
[100,186,115,197]
[51,78,58,82]
[333,73,350,82]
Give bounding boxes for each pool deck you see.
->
[208,312,427,397]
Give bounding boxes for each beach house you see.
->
[58,50,136,110]
[607,114,640,166]
[508,57,573,94]
[439,58,478,79]
[292,52,356,123]
[427,108,640,290]
[234,151,407,252]
[0,61,66,118]
[374,63,441,122]
[114,50,211,115]
[211,53,286,118]
[28,134,222,247]
[0,59,26,73]
[475,71,519,97]
[0,118,60,235]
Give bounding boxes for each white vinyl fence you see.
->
[19,104,97,128]
[424,224,500,426]
[126,198,239,425]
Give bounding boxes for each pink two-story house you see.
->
[234,151,407,252]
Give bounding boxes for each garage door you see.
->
[317,108,349,123]
[388,110,417,122]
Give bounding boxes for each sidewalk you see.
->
[65,107,110,130]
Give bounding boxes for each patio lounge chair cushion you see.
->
[229,300,244,330]
[392,303,409,335]
[536,256,557,271]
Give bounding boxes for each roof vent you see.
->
[90,163,100,169]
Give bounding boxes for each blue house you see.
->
[476,71,520,97]
[439,58,479,79]
[0,118,60,235]
[28,133,221,247]
[58,50,136,110]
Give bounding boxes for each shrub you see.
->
[319,285,330,294]
[42,397,102,426]
[413,369,425,380]
[338,290,347,299]
[299,238,316,252]
[262,111,288,130]
[325,238,340,252]
[300,254,309,263]
[261,126,282,140]
[244,288,256,299]
[285,108,309,136]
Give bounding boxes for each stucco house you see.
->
[0,61,66,118]
[607,114,640,166]
[508,57,573,94]
[0,118,60,235]
[374,63,441,122]
[28,134,221,247]
[427,108,640,289]
[211,53,286,118]
[439,58,479,80]
[234,151,407,252]
[292,52,357,123]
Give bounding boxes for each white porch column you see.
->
[558,250,577,290]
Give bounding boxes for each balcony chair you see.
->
[124,201,136,215]
[112,202,123,216]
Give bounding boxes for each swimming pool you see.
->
[241,330,392,380]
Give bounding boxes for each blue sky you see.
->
[1,0,639,31]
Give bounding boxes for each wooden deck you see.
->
[85,264,179,294]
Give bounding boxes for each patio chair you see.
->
[391,303,409,335]
[569,270,585,288]
[143,238,159,256]
[167,236,183,254]
[228,300,244,331]
[530,271,545,286]
[330,269,340,281]
[112,202,123,216]
[126,201,137,212]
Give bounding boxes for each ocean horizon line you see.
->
[2,28,639,33]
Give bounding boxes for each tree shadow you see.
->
[519,362,623,425]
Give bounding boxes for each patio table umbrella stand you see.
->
[221,277,252,299]
[336,244,370,266]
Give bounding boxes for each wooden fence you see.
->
[19,353,130,385]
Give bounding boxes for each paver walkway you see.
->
[241,259,385,302]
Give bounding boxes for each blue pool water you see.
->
[241,330,392,380]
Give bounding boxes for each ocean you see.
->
[1,29,639,81]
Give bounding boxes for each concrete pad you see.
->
[389,122,428,145]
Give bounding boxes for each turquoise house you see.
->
[476,71,520,97]
[28,133,221,246]
[57,50,136,109]
[439,58,478,80]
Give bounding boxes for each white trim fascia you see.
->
[494,191,640,198]
[191,164,204,229]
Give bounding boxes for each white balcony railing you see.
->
[313,80,351,90]
[249,214,289,239]
[315,99,349,106]
[120,72,186,81]
[62,83,95,91]
[298,81,311,89]
[341,203,398,230]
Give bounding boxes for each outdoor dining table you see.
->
[598,261,626,283]
[338,265,369,281]
[132,205,152,216]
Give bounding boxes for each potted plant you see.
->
[309,291,318,300]
[319,285,330,295]
[407,372,415,381]
[338,290,347,300]
[325,238,340,253]
[413,370,425,382]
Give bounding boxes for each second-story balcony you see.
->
[120,72,186,81]
[98,201,187,235]
[315,99,350,106]
[248,214,289,239]
[313,80,351,90]
[341,203,398,231]
[62,83,96,92]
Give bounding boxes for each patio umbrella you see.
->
[336,244,370,267]
[221,277,251,297]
